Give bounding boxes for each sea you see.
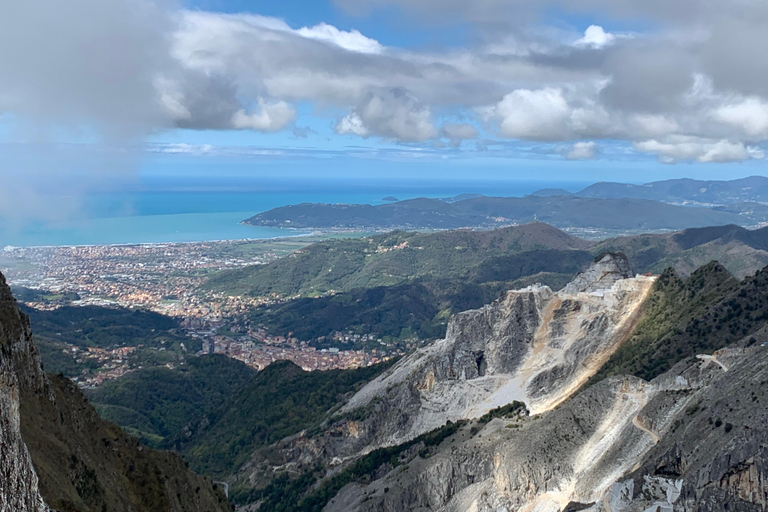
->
[0,178,590,247]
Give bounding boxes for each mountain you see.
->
[0,273,230,512]
[219,256,768,512]
[243,195,765,232]
[572,175,768,205]
[201,223,768,349]
[594,224,768,279]
[86,354,257,447]
[169,358,397,483]
[203,223,590,297]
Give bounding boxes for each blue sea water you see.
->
[0,179,589,247]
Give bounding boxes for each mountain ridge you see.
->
[243,195,766,233]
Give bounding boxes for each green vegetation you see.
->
[247,251,588,342]
[173,359,398,478]
[477,401,528,424]
[203,224,589,297]
[250,419,468,512]
[206,225,591,343]
[592,261,768,382]
[22,305,200,378]
[11,286,81,303]
[86,355,256,446]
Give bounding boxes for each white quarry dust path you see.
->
[632,414,660,444]
[696,353,729,372]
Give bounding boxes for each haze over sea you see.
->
[0,178,590,247]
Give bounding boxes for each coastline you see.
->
[2,230,319,251]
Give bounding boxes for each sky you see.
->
[2,0,768,222]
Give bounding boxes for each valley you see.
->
[3,220,768,512]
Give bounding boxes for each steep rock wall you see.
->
[342,253,655,444]
[0,272,230,512]
[0,274,49,512]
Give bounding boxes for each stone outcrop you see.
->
[239,254,768,512]
[0,272,230,512]
[324,343,768,512]
[340,252,654,445]
[562,252,633,294]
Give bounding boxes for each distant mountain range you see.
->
[244,195,768,234]
[243,177,768,233]
[547,175,768,205]
[203,223,768,346]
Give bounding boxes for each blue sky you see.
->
[2,0,768,217]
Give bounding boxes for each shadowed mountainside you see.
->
[0,272,230,512]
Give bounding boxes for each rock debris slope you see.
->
[0,272,230,512]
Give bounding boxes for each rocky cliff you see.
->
[0,272,49,512]
[236,256,768,512]
[324,344,768,512]
[340,253,654,446]
[0,272,230,512]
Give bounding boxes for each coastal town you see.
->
[0,238,403,387]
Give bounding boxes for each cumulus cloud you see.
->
[565,141,599,160]
[336,89,438,142]
[574,25,616,48]
[712,97,768,138]
[231,100,297,132]
[482,88,571,140]
[5,0,768,161]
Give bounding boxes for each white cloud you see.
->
[565,141,598,160]
[6,0,768,157]
[231,99,296,132]
[635,137,765,164]
[296,23,384,54]
[574,25,616,48]
[484,88,571,140]
[712,97,768,138]
[336,113,370,137]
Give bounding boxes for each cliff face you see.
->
[0,274,49,512]
[0,272,230,512]
[341,253,654,446]
[324,345,768,512]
